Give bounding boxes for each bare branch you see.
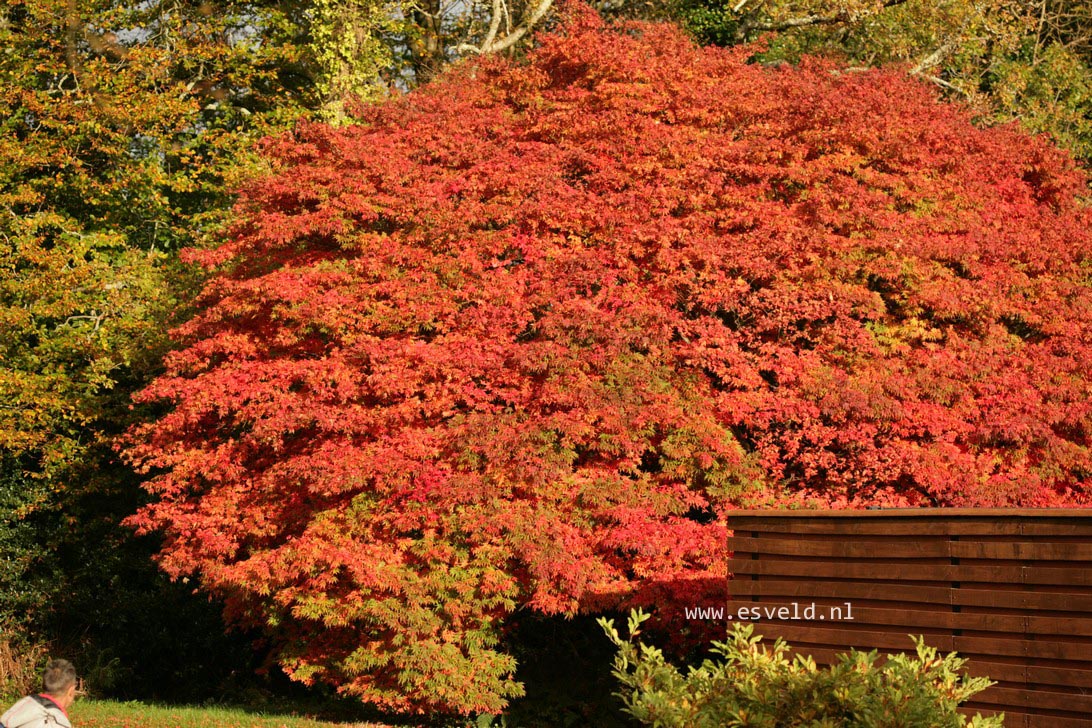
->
[65,0,81,79]
[458,0,554,55]
[917,73,970,97]
[488,0,553,53]
[736,0,909,41]
[480,0,506,53]
[748,11,845,31]
[911,40,956,75]
[63,312,105,332]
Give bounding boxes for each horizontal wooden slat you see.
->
[746,624,950,650]
[732,519,1020,536]
[730,536,952,558]
[732,539,1092,561]
[750,623,1092,662]
[731,519,1092,537]
[952,588,1092,613]
[963,661,1038,685]
[1023,714,1092,728]
[729,578,955,604]
[731,582,1092,612]
[951,542,1092,561]
[728,559,1092,586]
[1021,665,1092,689]
[954,636,1092,662]
[962,661,1092,691]
[731,509,1092,518]
[979,687,1092,714]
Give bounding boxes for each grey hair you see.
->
[42,659,77,695]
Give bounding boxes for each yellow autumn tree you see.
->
[678,0,1092,164]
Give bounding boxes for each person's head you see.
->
[41,659,78,709]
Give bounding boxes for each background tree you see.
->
[306,0,559,112]
[398,0,557,83]
[677,0,1092,165]
[125,5,1092,714]
[0,0,313,684]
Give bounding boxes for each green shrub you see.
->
[600,610,1003,728]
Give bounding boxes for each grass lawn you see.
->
[68,699,397,728]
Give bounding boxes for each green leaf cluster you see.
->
[601,610,1004,727]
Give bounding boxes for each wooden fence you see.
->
[727,509,1092,727]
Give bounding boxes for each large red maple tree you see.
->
[124,4,1092,714]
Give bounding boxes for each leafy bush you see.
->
[601,610,1003,727]
[0,639,45,699]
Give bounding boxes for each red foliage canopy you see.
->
[125,5,1092,713]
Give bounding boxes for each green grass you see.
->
[69,699,397,728]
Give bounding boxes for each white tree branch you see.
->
[737,0,908,40]
[911,40,956,75]
[480,0,506,53]
[457,0,554,55]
